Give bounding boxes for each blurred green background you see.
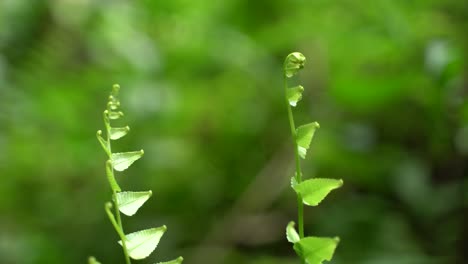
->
[0,0,467,263]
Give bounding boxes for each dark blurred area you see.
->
[0,0,467,263]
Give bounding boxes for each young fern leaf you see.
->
[109,126,130,140]
[284,52,306,78]
[106,110,124,120]
[287,85,304,107]
[108,101,120,110]
[286,221,300,243]
[296,122,320,159]
[286,222,339,264]
[118,226,167,260]
[293,178,343,206]
[111,150,144,171]
[283,53,342,264]
[91,84,182,263]
[293,237,340,264]
[115,191,153,216]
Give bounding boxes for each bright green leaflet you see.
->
[286,221,300,243]
[109,126,130,140]
[287,85,304,107]
[296,122,320,159]
[283,53,342,264]
[111,150,144,172]
[115,191,153,216]
[293,178,343,206]
[118,227,167,260]
[88,257,102,264]
[293,236,340,264]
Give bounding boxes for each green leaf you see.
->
[287,85,304,107]
[108,101,119,110]
[118,226,167,260]
[286,221,300,243]
[293,236,339,264]
[291,176,298,189]
[296,122,320,159]
[155,256,184,264]
[106,110,124,120]
[116,191,152,216]
[111,150,144,171]
[110,126,130,140]
[88,257,102,264]
[293,178,343,206]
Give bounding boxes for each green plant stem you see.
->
[104,112,131,264]
[112,192,131,264]
[105,202,127,242]
[284,75,305,239]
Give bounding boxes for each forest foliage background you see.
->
[0,0,467,263]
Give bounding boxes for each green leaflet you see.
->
[293,236,340,264]
[287,220,340,264]
[286,221,300,243]
[110,126,130,140]
[108,101,119,110]
[287,85,304,107]
[116,191,152,216]
[155,256,184,264]
[108,85,121,111]
[108,97,120,110]
[118,226,167,260]
[296,122,320,159]
[293,178,343,206]
[111,150,144,171]
[88,257,102,264]
[291,175,298,189]
[107,110,124,120]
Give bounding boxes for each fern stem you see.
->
[284,73,305,264]
[104,112,131,264]
[112,193,131,264]
[104,202,127,241]
[104,203,131,264]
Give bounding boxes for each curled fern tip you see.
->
[284,52,306,78]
